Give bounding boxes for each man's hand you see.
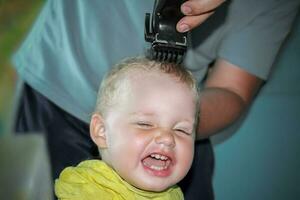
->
[177,0,225,32]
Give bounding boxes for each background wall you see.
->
[212,14,300,200]
[0,1,299,199]
[0,0,43,135]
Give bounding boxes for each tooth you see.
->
[150,165,163,171]
[143,160,170,171]
[161,155,167,160]
[173,52,178,63]
[153,50,157,59]
[163,51,167,61]
[151,154,169,160]
[156,51,161,61]
[177,53,183,64]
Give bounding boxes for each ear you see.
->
[90,113,108,149]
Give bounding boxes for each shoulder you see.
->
[54,160,114,199]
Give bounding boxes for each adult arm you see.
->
[192,0,299,139]
[196,58,263,139]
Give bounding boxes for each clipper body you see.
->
[145,0,187,64]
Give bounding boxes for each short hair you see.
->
[94,56,199,116]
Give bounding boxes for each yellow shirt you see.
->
[55,160,184,200]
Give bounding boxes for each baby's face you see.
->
[97,71,197,191]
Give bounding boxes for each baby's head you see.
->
[90,57,199,192]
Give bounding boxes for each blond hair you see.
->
[94,57,199,116]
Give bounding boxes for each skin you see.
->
[197,59,263,138]
[89,0,264,191]
[176,0,263,138]
[90,70,197,192]
[177,0,226,32]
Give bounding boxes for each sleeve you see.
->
[218,0,300,80]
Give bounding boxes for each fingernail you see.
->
[178,24,190,32]
[182,5,192,15]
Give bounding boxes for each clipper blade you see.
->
[148,43,186,64]
[145,0,188,64]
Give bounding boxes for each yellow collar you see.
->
[55,160,183,200]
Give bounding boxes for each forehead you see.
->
[123,67,182,86]
[123,69,179,93]
[103,67,198,123]
[114,68,196,98]
[119,69,196,105]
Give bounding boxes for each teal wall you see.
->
[212,14,300,200]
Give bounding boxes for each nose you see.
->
[154,129,175,148]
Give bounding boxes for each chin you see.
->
[134,181,172,192]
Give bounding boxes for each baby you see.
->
[55,57,199,200]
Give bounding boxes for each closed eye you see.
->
[136,121,153,129]
[174,128,192,135]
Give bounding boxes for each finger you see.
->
[181,0,225,15]
[177,11,214,32]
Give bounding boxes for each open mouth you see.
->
[142,153,172,171]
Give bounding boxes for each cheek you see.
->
[109,128,151,159]
[124,131,153,156]
[177,139,195,167]
[108,130,153,178]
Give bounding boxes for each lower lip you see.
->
[142,163,172,177]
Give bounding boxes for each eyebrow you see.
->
[129,112,156,117]
[130,112,194,123]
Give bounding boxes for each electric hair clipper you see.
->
[145,0,187,64]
